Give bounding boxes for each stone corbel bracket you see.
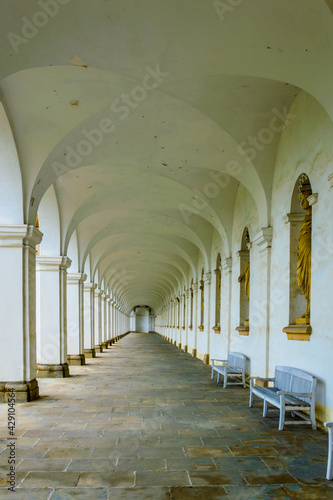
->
[253,227,273,253]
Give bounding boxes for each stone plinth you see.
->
[84,348,96,358]
[68,354,85,366]
[283,319,312,341]
[0,379,39,402]
[37,363,70,378]
[236,325,250,336]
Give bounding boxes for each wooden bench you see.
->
[211,352,246,388]
[249,366,317,431]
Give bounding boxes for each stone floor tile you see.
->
[44,447,93,458]
[117,458,166,471]
[67,458,117,471]
[77,471,134,487]
[170,486,228,499]
[165,457,217,472]
[225,485,294,499]
[184,446,231,458]
[91,446,139,459]
[283,484,333,499]
[0,488,52,499]
[108,487,171,499]
[16,458,70,471]
[135,470,190,486]
[50,488,109,499]
[19,471,81,487]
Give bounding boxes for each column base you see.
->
[178,342,182,349]
[68,354,85,366]
[37,363,70,378]
[192,348,197,357]
[101,342,108,349]
[173,340,177,345]
[0,379,39,403]
[184,345,188,353]
[84,348,96,358]
[95,345,103,353]
[203,354,210,365]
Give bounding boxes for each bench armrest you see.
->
[211,359,227,365]
[324,422,333,428]
[277,391,313,398]
[249,376,275,382]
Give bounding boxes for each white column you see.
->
[0,225,42,401]
[184,289,190,352]
[36,255,71,377]
[100,291,108,349]
[67,273,87,365]
[94,288,103,352]
[106,297,111,345]
[253,227,273,377]
[83,282,96,357]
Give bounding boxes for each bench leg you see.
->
[223,368,227,389]
[279,406,285,431]
[310,406,317,430]
[211,367,214,379]
[327,427,333,480]
[249,389,253,407]
[217,372,220,384]
[242,372,246,388]
[263,400,268,417]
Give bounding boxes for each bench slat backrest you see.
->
[228,352,246,369]
[274,366,315,404]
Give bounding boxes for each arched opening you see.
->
[134,305,150,332]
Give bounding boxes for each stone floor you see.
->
[0,332,332,499]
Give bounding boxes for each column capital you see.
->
[222,257,232,271]
[238,250,249,258]
[37,255,63,271]
[185,289,190,298]
[94,288,103,297]
[67,272,85,284]
[0,225,42,248]
[83,282,97,291]
[283,213,304,224]
[253,227,273,254]
[214,266,222,274]
[24,225,43,249]
[60,256,72,271]
[192,282,198,292]
[203,272,212,284]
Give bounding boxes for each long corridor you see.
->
[0,333,332,499]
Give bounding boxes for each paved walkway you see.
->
[0,332,332,499]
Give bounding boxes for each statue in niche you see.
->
[297,175,312,319]
[238,229,250,299]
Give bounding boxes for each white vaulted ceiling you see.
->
[0,0,332,312]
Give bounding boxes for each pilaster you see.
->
[0,225,42,401]
[36,255,71,378]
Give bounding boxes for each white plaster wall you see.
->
[270,91,333,420]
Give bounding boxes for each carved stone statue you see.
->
[297,176,312,319]
[238,229,250,299]
[238,260,250,299]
